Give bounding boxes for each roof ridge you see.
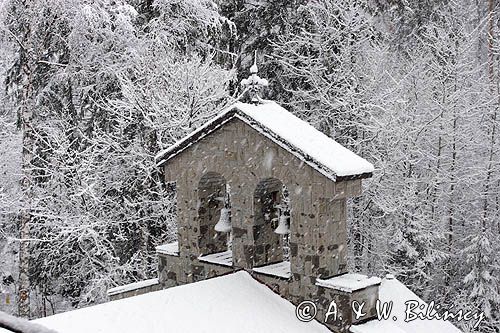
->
[155,102,374,181]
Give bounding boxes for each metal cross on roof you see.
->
[240,51,269,104]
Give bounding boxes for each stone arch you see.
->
[197,172,229,256]
[253,178,290,267]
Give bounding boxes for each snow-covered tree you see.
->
[1,0,233,316]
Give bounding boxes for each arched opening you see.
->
[197,172,232,266]
[252,178,291,269]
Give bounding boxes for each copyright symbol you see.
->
[296,300,317,322]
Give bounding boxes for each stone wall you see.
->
[160,117,366,332]
[162,118,360,275]
[158,252,234,287]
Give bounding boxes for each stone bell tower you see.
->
[109,62,380,333]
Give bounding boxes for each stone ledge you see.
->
[107,278,161,301]
[315,273,381,326]
[198,250,233,267]
[252,261,291,279]
[156,241,179,256]
[316,273,381,293]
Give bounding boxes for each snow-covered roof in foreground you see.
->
[31,271,330,333]
[10,272,461,333]
[350,276,462,333]
[155,101,374,181]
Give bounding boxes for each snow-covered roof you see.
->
[30,271,329,333]
[155,101,374,181]
[19,272,462,333]
[350,276,462,333]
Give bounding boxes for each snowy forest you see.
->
[0,0,498,332]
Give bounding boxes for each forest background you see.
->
[0,1,498,332]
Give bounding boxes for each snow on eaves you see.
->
[155,101,374,181]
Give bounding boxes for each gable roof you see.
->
[30,271,330,333]
[20,272,462,333]
[155,101,374,182]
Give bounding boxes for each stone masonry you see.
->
[150,116,379,332]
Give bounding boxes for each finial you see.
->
[240,51,268,104]
[250,51,258,74]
